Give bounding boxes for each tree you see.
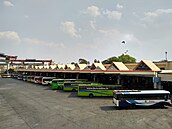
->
[71,62,77,65]
[117,54,136,63]
[79,58,89,64]
[102,54,136,64]
[102,56,118,64]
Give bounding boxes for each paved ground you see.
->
[0,78,172,129]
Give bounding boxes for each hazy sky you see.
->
[1,0,172,63]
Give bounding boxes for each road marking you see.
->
[0,87,12,90]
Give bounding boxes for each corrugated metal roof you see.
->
[50,65,57,69]
[92,63,106,70]
[66,64,75,70]
[160,70,172,74]
[57,64,66,70]
[112,62,129,70]
[135,60,160,71]
[75,64,88,70]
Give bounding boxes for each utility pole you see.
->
[165,51,168,61]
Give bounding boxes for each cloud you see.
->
[103,10,122,20]
[61,21,81,38]
[89,20,96,30]
[157,8,172,14]
[0,31,21,42]
[143,8,172,20]
[116,4,123,9]
[23,38,65,48]
[3,1,14,7]
[98,29,140,45]
[24,15,29,19]
[0,31,65,49]
[144,12,158,17]
[83,5,122,20]
[84,6,101,17]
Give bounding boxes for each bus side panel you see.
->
[78,89,113,97]
[119,100,171,108]
[93,90,113,97]
[118,100,132,108]
[63,85,78,91]
[78,89,90,96]
[51,82,63,90]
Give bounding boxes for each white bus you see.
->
[41,77,56,85]
[113,90,171,108]
[33,76,43,84]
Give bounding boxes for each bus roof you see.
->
[52,79,87,81]
[79,84,122,87]
[114,90,170,94]
[34,76,43,78]
[64,81,91,84]
[42,77,56,79]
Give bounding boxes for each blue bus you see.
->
[113,90,171,108]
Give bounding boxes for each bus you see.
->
[34,76,43,84]
[26,76,34,82]
[41,77,56,85]
[63,82,102,92]
[78,85,122,97]
[51,79,87,90]
[113,90,171,108]
[30,76,36,83]
[22,75,28,81]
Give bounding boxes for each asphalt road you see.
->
[0,78,172,129]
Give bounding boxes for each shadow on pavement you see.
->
[100,105,115,111]
[68,92,78,98]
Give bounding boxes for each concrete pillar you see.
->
[117,75,120,85]
[93,74,96,82]
[76,73,79,79]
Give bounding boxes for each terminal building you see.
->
[0,53,172,92]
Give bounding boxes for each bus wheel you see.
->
[131,104,135,109]
[160,103,164,108]
[89,93,94,98]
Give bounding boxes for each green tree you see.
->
[102,56,118,64]
[117,54,136,63]
[102,54,136,64]
[79,58,90,64]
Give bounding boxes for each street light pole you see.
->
[165,52,168,61]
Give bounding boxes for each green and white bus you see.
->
[78,85,122,97]
[51,79,87,90]
[63,82,102,92]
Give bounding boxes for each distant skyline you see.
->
[1,0,172,64]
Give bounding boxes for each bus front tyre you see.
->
[160,103,164,108]
[89,93,94,98]
[131,104,135,109]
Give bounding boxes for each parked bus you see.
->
[113,90,171,108]
[41,77,56,85]
[30,76,35,83]
[63,82,102,92]
[51,79,87,90]
[17,74,23,80]
[78,85,122,97]
[1,73,11,78]
[26,76,33,82]
[34,76,43,84]
[22,75,28,81]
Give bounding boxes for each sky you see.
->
[0,0,172,64]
